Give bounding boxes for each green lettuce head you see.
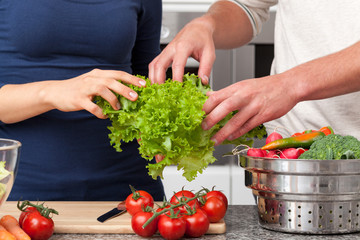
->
[96,74,265,181]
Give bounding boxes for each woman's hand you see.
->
[0,69,146,123]
[46,69,146,119]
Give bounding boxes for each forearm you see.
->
[0,70,145,124]
[0,81,54,123]
[285,41,360,102]
[203,0,254,49]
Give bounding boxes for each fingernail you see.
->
[155,155,163,163]
[211,138,218,146]
[116,102,121,110]
[129,91,138,98]
[227,134,234,141]
[202,122,209,130]
[202,75,209,84]
[139,80,146,86]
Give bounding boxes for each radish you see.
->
[247,148,266,157]
[266,131,283,144]
[266,150,279,158]
[297,148,308,155]
[279,148,301,159]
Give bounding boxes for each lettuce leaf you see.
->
[0,162,10,181]
[0,161,10,200]
[96,73,265,181]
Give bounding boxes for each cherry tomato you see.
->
[22,211,54,240]
[125,189,154,216]
[19,206,38,228]
[156,204,171,215]
[131,211,158,237]
[204,190,228,209]
[170,190,200,212]
[158,214,186,240]
[201,197,227,223]
[184,208,209,237]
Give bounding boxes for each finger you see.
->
[149,55,167,84]
[118,73,147,88]
[106,80,138,102]
[206,91,215,96]
[155,155,164,163]
[83,101,107,119]
[87,76,138,106]
[210,108,255,145]
[171,50,192,82]
[96,86,123,110]
[197,47,216,85]
[90,69,146,88]
[203,83,241,113]
[226,115,264,142]
[149,50,173,84]
[202,89,230,114]
[202,97,240,131]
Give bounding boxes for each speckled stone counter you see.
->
[51,205,360,239]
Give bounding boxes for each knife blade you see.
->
[97,201,127,223]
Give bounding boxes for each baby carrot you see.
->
[0,215,30,240]
[0,225,16,240]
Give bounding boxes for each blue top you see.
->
[0,0,164,201]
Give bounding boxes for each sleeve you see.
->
[131,0,162,77]
[222,0,278,37]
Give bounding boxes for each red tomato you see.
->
[204,190,228,209]
[19,206,38,228]
[158,214,186,240]
[22,211,54,240]
[184,208,209,237]
[125,190,154,216]
[131,211,158,237]
[170,190,200,211]
[156,204,171,215]
[201,197,227,223]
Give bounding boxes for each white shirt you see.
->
[227,0,360,138]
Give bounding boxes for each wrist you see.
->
[279,67,311,103]
[192,14,216,37]
[37,81,57,111]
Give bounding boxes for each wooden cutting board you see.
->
[0,201,226,234]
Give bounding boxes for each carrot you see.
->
[0,215,30,240]
[0,225,16,240]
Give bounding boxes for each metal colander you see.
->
[237,149,360,234]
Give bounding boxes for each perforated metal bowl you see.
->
[237,149,360,234]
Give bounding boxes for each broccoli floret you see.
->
[299,134,360,160]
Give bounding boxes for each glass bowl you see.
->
[0,138,21,207]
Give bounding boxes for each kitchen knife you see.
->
[97,201,127,223]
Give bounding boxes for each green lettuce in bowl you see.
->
[0,161,11,200]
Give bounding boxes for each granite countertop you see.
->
[51,205,360,240]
